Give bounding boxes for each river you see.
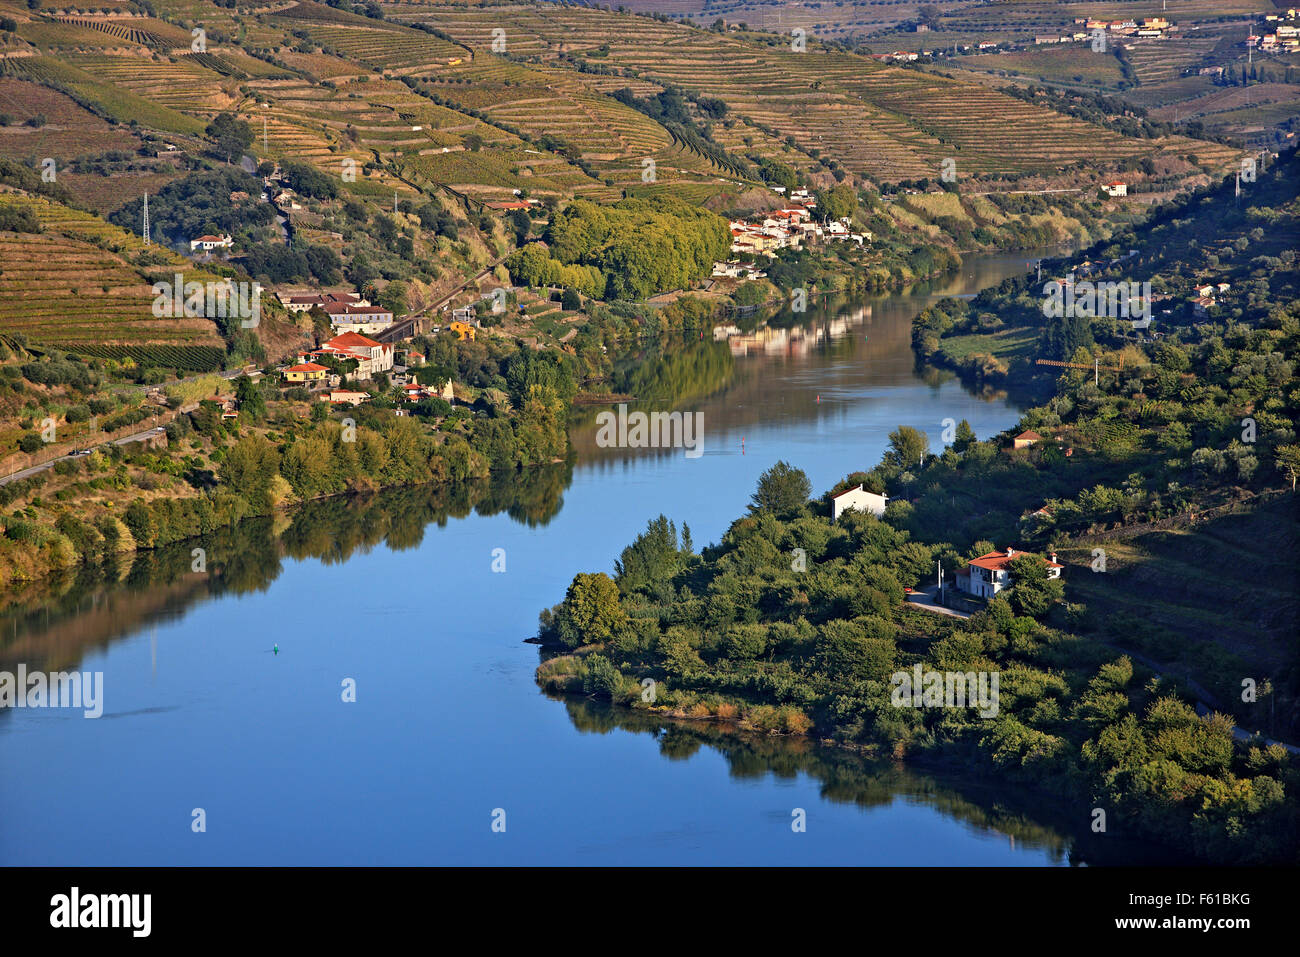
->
[0,248,1178,865]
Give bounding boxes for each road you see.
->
[905,585,973,619]
[0,427,168,486]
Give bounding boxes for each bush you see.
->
[582,654,623,698]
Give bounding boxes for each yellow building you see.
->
[284,362,328,383]
[450,321,476,341]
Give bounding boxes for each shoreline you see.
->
[535,681,1197,865]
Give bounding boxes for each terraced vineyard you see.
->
[0,193,225,352]
[949,46,1127,90]
[271,1,470,74]
[385,2,1240,182]
[47,16,193,49]
[0,78,140,160]
[0,0,1262,303]
[0,55,205,135]
[1123,35,1223,87]
[67,52,238,113]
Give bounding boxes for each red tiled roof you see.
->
[326,332,383,349]
[968,549,1063,572]
[286,363,328,373]
[1015,430,1043,441]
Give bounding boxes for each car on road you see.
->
[70,449,93,456]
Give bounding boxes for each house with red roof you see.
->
[1013,429,1043,449]
[322,331,394,380]
[955,547,1063,599]
[283,362,329,383]
[189,234,233,252]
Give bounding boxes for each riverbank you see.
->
[536,687,1196,865]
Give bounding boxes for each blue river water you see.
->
[3,249,1163,865]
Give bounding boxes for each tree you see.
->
[374,280,408,316]
[815,183,857,222]
[750,460,811,517]
[234,374,266,420]
[887,425,930,469]
[952,419,977,453]
[509,208,531,245]
[219,434,280,508]
[205,113,253,164]
[555,572,626,648]
[615,514,686,597]
[1276,445,1300,491]
[1007,554,1064,617]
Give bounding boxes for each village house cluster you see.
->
[1250,9,1300,52]
[721,187,869,273]
[1069,15,1174,40]
[281,330,394,386]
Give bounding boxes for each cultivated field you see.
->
[0,192,226,352]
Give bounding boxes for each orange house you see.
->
[1012,430,1043,449]
[450,321,476,341]
[283,362,328,383]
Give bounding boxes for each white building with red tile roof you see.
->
[320,332,394,380]
[189,234,233,252]
[955,547,1063,599]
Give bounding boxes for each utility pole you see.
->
[142,192,150,246]
[1094,357,1099,387]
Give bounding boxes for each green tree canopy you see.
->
[206,112,253,164]
[750,460,811,517]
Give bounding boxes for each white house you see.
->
[831,485,888,521]
[1103,181,1128,197]
[955,547,1063,599]
[190,234,233,252]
